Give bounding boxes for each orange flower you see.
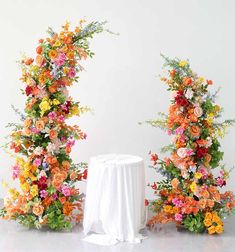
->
[207,199,215,208]
[189,114,198,123]
[171,178,179,189]
[36,55,44,66]
[48,84,57,93]
[35,120,45,131]
[38,74,46,84]
[46,156,57,165]
[62,160,70,170]
[70,171,77,180]
[65,145,71,154]
[199,199,207,209]
[63,202,74,216]
[184,77,192,86]
[24,118,33,128]
[190,125,201,137]
[200,189,210,199]
[49,130,58,140]
[59,197,66,204]
[48,50,58,59]
[32,204,44,216]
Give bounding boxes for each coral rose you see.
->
[32,204,44,216]
[171,178,179,189]
[190,125,201,137]
[36,120,45,131]
[49,129,58,140]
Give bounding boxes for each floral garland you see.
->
[146,55,235,234]
[0,20,108,230]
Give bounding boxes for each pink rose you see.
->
[194,106,203,117]
[177,148,188,158]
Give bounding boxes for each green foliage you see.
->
[183,213,206,233]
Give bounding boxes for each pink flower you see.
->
[216,177,226,187]
[61,185,71,196]
[48,111,57,120]
[167,130,173,136]
[198,166,208,179]
[68,68,76,78]
[194,106,203,117]
[175,126,185,135]
[67,138,75,147]
[172,198,183,208]
[51,193,58,200]
[12,165,20,179]
[177,148,188,158]
[175,213,183,221]
[58,115,65,122]
[40,190,48,198]
[54,53,66,67]
[186,149,194,156]
[33,158,42,167]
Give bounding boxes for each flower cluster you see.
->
[0,21,107,230]
[146,55,235,234]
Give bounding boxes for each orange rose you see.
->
[207,199,215,208]
[190,125,201,137]
[36,120,45,131]
[62,160,70,170]
[70,171,77,180]
[36,55,44,67]
[199,199,207,209]
[65,145,71,154]
[49,130,58,140]
[189,114,198,123]
[59,197,66,204]
[171,178,179,189]
[200,189,210,199]
[32,204,44,216]
[24,118,33,128]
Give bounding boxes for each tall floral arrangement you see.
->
[146,55,235,234]
[0,21,108,230]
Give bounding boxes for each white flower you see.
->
[206,137,212,147]
[46,142,56,153]
[34,146,43,155]
[194,106,203,117]
[177,148,188,158]
[185,89,194,99]
[38,170,47,179]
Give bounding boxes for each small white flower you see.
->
[34,146,43,155]
[185,89,194,99]
[206,137,212,147]
[46,142,56,153]
[194,106,203,117]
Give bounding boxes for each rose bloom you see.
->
[24,118,33,128]
[190,125,201,137]
[177,148,188,158]
[194,106,203,117]
[171,178,179,189]
[32,204,44,216]
[175,213,183,221]
[49,129,58,140]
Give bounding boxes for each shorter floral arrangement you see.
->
[0,20,109,230]
[145,55,235,234]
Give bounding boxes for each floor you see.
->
[0,214,235,252]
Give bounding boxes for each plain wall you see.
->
[0,0,235,199]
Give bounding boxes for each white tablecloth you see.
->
[83,154,146,245]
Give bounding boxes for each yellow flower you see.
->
[194,172,202,179]
[203,218,212,227]
[205,212,212,220]
[179,61,188,67]
[190,181,197,193]
[214,105,221,113]
[9,188,19,200]
[23,170,30,179]
[52,99,60,105]
[21,182,30,193]
[163,205,172,213]
[31,184,38,197]
[39,98,51,116]
[54,40,61,47]
[208,225,216,234]
[215,224,224,234]
[48,50,58,59]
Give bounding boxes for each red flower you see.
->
[25,86,32,96]
[83,169,88,180]
[151,182,157,190]
[207,79,213,85]
[145,199,149,206]
[175,91,189,107]
[196,147,208,158]
[170,69,176,77]
[150,153,158,162]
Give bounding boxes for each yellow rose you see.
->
[39,99,51,116]
[48,50,58,59]
[203,219,212,227]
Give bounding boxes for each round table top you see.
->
[90,154,143,165]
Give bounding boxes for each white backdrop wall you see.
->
[0,0,235,199]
